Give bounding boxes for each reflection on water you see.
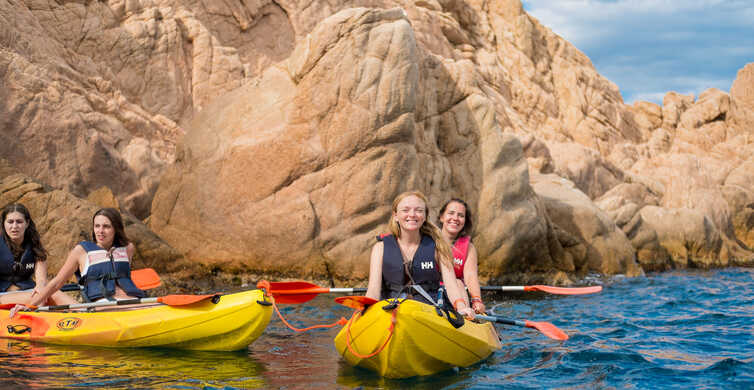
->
[0,341,266,389]
[0,268,751,389]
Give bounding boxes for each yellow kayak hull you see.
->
[0,290,272,351]
[333,299,502,378]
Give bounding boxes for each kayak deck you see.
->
[0,290,272,351]
[334,299,502,378]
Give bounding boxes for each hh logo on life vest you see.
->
[420,261,434,270]
[57,317,82,331]
[25,263,34,270]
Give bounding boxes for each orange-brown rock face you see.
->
[2,0,753,285]
[0,0,294,219]
[149,5,646,284]
[0,160,181,276]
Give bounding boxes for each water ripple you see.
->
[0,268,752,389]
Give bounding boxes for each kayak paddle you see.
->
[0,294,220,312]
[60,268,162,292]
[267,281,601,303]
[476,314,569,340]
[268,281,366,304]
[481,285,602,295]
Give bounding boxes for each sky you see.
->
[521,0,754,105]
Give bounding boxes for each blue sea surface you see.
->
[0,268,752,389]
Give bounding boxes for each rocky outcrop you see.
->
[0,0,297,219]
[149,6,648,284]
[0,159,181,277]
[2,0,752,286]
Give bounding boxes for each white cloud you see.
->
[522,0,754,104]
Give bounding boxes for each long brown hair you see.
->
[387,191,452,269]
[1,203,47,261]
[91,208,130,248]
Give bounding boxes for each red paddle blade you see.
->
[525,285,602,295]
[268,281,321,291]
[274,293,320,304]
[267,281,329,304]
[334,296,378,311]
[132,268,162,290]
[157,294,218,306]
[525,320,569,340]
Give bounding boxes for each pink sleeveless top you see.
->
[452,236,470,279]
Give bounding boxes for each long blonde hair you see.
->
[387,191,453,269]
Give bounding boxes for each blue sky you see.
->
[521,0,754,104]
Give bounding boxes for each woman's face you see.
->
[394,195,427,233]
[4,211,28,245]
[440,201,466,238]
[93,215,115,249]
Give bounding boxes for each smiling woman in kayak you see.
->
[438,198,485,314]
[365,191,475,319]
[10,208,145,316]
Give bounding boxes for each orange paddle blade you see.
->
[525,285,602,295]
[525,320,569,341]
[268,281,329,304]
[132,268,162,290]
[156,294,218,306]
[334,296,378,311]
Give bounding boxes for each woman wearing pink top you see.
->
[438,198,485,314]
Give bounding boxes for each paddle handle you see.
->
[481,286,525,292]
[476,314,524,327]
[329,288,367,293]
[37,297,159,311]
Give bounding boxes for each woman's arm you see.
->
[439,254,474,318]
[29,245,83,307]
[31,258,49,300]
[365,242,384,300]
[34,258,48,287]
[463,243,485,313]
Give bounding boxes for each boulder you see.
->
[0,159,181,277]
[531,173,643,277]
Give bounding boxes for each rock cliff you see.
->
[1,0,752,286]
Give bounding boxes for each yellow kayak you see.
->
[0,290,272,351]
[333,299,502,378]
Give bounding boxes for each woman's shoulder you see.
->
[73,241,89,250]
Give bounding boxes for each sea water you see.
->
[1,268,752,389]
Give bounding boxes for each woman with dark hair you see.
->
[0,203,48,296]
[365,191,475,319]
[0,204,74,305]
[438,198,485,314]
[10,208,144,316]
